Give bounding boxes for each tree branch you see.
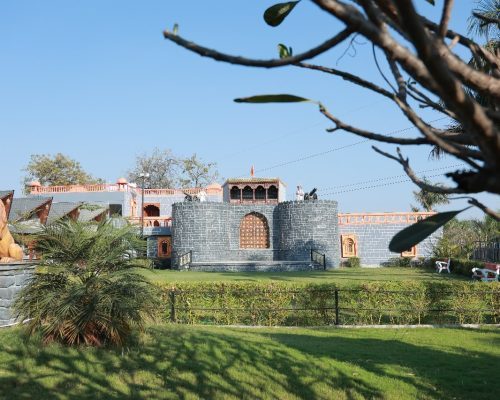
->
[439,0,455,39]
[450,196,500,221]
[372,146,467,194]
[319,104,429,145]
[163,28,354,68]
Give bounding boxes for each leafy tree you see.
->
[162,1,500,250]
[23,153,103,190]
[179,153,219,188]
[433,214,500,259]
[128,147,180,189]
[128,148,219,188]
[14,220,159,346]
[411,178,449,211]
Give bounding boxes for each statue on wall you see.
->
[0,201,24,263]
[304,188,318,201]
[296,185,304,201]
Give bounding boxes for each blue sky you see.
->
[1,1,498,218]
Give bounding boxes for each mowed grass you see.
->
[140,267,466,285]
[0,325,498,400]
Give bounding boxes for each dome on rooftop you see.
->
[29,181,41,187]
[117,178,128,184]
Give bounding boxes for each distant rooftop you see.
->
[46,202,82,225]
[224,177,286,186]
[9,197,52,222]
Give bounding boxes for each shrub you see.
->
[14,220,160,346]
[383,257,412,268]
[157,280,500,326]
[344,257,361,268]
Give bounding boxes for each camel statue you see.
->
[0,200,23,263]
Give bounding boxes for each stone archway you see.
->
[240,212,270,249]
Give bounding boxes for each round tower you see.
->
[277,200,339,268]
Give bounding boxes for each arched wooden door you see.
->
[157,236,172,258]
[240,212,270,249]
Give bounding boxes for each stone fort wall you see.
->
[0,263,35,327]
[338,213,441,266]
[171,201,340,269]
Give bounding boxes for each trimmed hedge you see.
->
[156,280,500,326]
[343,257,361,268]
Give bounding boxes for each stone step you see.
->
[185,260,324,272]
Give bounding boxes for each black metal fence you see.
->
[473,241,500,263]
[164,287,500,326]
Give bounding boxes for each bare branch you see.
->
[450,196,500,221]
[385,55,407,100]
[163,28,354,68]
[372,146,467,194]
[297,62,394,98]
[439,0,455,39]
[472,12,500,27]
[392,0,500,168]
[319,104,429,145]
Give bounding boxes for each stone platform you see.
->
[0,262,35,327]
[186,261,324,272]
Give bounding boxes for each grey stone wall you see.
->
[277,201,339,268]
[171,200,339,269]
[338,223,441,266]
[0,263,35,327]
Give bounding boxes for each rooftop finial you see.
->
[250,165,255,177]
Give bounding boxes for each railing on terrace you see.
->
[129,217,172,227]
[338,212,435,225]
[31,183,123,194]
[164,287,500,326]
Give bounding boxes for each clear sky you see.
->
[1,1,498,219]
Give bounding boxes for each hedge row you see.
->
[155,280,500,326]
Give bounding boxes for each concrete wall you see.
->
[0,263,35,327]
[338,223,441,266]
[171,200,339,268]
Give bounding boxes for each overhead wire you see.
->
[254,116,448,173]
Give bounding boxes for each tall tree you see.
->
[23,153,103,190]
[127,148,219,189]
[127,148,180,189]
[179,153,219,188]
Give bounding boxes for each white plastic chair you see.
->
[472,265,500,282]
[435,258,451,273]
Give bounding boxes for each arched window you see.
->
[242,186,253,201]
[267,185,278,200]
[153,220,160,227]
[255,186,266,200]
[144,204,160,217]
[230,186,241,200]
[341,234,358,257]
[157,236,171,258]
[240,212,270,249]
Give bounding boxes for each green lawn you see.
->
[0,325,498,399]
[141,267,466,285]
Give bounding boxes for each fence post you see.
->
[323,254,326,270]
[334,288,339,325]
[169,290,176,323]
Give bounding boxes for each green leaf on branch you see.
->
[277,43,293,59]
[264,1,300,27]
[173,23,179,35]
[389,209,468,253]
[234,94,313,104]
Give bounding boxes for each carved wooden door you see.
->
[240,212,269,249]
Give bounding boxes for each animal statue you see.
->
[304,188,318,201]
[0,201,24,263]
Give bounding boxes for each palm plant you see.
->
[14,219,159,346]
